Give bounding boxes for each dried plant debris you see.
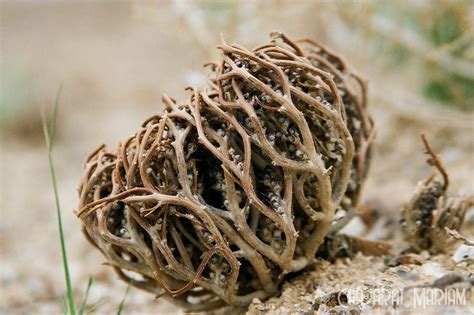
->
[76,33,373,310]
[318,234,392,262]
[400,134,471,254]
[445,227,474,247]
[384,253,424,267]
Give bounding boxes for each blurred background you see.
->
[1,1,473,313]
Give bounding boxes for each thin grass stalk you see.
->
[42,87,76,315]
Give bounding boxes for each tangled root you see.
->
[77,33,373,310]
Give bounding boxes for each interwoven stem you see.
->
[77,33,373,309]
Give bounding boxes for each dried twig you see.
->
[420,133,449,191]
[445,227,474,247]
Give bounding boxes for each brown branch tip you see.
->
[420,132,449,191]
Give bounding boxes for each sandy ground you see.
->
[1,2,473,314]
[248,253,474,315]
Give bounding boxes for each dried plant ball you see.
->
[77,33,373,310]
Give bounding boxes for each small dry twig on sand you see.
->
[445,227,474,247]
[318,234,392,262]
[76,33,372,310]
[400,134,469,253]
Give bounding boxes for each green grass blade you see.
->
[61,295,68,315]
[79,276,94,315]
[84,298,104,314]
[116,282,132,315]
[41,109,51,151]
[49,84,62,151]
[42,89,76,315]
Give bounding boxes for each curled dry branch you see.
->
[76,33,373,309]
